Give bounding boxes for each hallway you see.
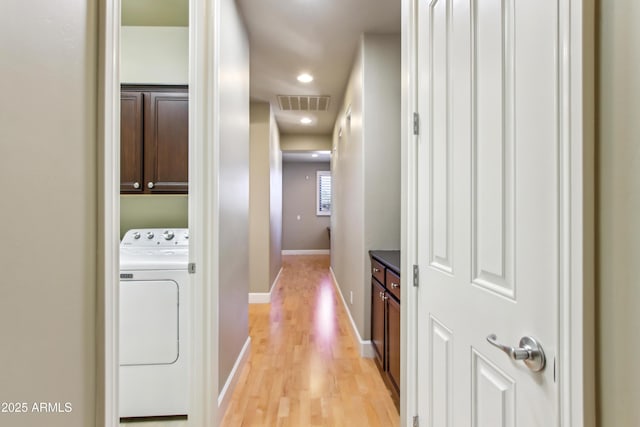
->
[220,255,399,426]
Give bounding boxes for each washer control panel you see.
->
[121,228,189,247]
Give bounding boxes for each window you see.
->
[316,170,332,216]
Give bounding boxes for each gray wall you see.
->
[249,102,282,294]
[331,34,401,341]
[0,1,97,426]
[282,162,331,250]
[218,0,250,393]
[598,0,640,424]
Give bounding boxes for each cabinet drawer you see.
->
[386,269,401,301]
[371,259,386,284]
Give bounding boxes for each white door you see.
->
[416,0,567,425]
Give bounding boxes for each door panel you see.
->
[417,0,560,425]
[471,350,515,427]
[429,316,453,427]
[472,0,515,298]
[428,0,453,274]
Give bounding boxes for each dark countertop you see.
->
[369,250,401,275]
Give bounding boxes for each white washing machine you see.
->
[119,228,190,418]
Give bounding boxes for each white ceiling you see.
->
[237,0,401,134]
[122,0,401,135]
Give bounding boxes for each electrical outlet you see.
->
[350,291,353,305]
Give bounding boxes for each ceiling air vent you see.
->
[277,95,330,112]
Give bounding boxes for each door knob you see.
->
[147,181,154,189]
[486,334,546,372]
[133,181,140,189]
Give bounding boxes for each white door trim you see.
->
[99,0,220,424]
[400,0,595,426]
[98,0,121,424]
[188,0,220,427]
[400,0,419,426]
[560,1,596,425]
[188,0,220,425]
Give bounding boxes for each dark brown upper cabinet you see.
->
[120,85,188,194]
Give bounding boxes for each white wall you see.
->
[217,0,250,393]
[249,102,271,293]
[280,134,332,151]
[331,34,401,340]
[332,41,365,335]
[363,34,402,282]
[121,26,189,84]
[120,25,190,235]
[0,1,97,426]
[249,102,282,294]
[269,110,283,286]
[598,0,640,424]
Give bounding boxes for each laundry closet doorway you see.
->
[101,0,225,424]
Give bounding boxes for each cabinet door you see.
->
[386,295,401,394]
[120,91,144,193]
[371,279,386,367]
[144,91,189,193]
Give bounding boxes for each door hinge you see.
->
[413,112,420,135]
[413,415,420,427]
[413,264,419,287]
[188,262,196,274]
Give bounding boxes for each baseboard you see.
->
[248,267,283,304]
[218,336,251,421]
[329,267,375,358]
[282,249,330,255]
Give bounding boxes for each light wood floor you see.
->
[220,255,399,427]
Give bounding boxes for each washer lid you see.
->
[120,247,189,270]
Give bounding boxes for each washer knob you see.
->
[146,231,154,239]
[163,230,175,241]
[133,232,141,240]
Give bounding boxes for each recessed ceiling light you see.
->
[297,73,314,83]
[311,153,319,158]
[300,117,312,125]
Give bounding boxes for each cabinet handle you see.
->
[147,182,155,189]
[391,282,399,289]
[373,267,380,273]
[133,182,140,189]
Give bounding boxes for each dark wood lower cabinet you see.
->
[371,279,386,363]
[387,294,400,394]
[369,251,401,409]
